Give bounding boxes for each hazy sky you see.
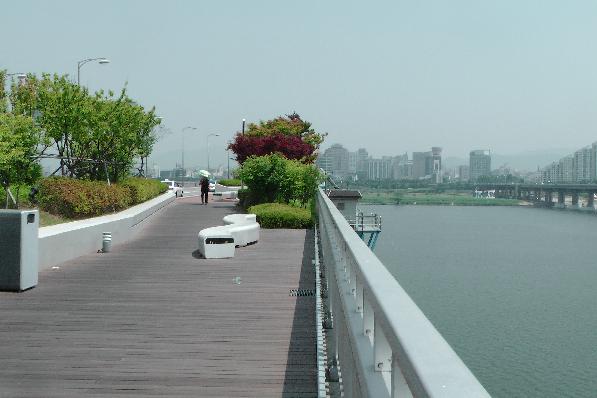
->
[3,1,597,169]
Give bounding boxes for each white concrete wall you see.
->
[38,192,175,271]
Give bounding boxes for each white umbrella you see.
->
[199,170,210,177]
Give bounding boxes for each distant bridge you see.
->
[474,183,597,208]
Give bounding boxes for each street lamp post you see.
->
[181,126,197,187]
[206,133,220,174]
[240,118,246,189]
[227,141,232,179]
[77,57,110,85]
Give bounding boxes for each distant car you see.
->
[161,179,183,197]
[208,179,216,192]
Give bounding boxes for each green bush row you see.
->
[218,178,241,186]
[120,177,168,204]
[38,177,167,219]
[248,202,313,229]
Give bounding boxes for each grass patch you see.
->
[39,211,71,227]
[361,191,522,206]
[218,178,241,186]
[248,202,313,228]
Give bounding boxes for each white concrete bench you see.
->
[197,226,235,258]
[197,214,260,258]
[223,214,259,247]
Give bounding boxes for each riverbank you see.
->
[361,191,524,206]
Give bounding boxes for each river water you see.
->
[362,205,597,398]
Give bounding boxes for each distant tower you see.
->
[431,147,442,183]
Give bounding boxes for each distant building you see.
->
[317,144,350,178]
[540,142,597,184]
[348,151,358,175]
[430,147,442,183]
[458,165,470,181]
[469,150,491,182]
[412,152,428,179]
[392,153,410,179]
[356,148,369,180]
[366,157,392,180]
[560,156,574,183]
[411,148,442,182]
[574,146,592,182]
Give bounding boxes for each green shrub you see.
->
[120,177,168,204]
[248,202,313,229]
[238,154,321,208]
[38,177,132,219]
[218,178,241,186]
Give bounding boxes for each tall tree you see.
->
[228,113,326,164]
[0,113,42,190]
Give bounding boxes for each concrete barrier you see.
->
[38,192,175,271]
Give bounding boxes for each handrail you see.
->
[316,188,489,397]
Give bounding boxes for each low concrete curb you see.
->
[38,192,175,271]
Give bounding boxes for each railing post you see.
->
[363,293,374,343]
[356,277,363,314]
[374,319,392,373]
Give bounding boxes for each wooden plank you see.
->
[0,197,317,396]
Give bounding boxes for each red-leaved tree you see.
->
[227,113,325,164]
[228,133,314,164]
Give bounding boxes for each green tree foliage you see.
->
[5,71,161,183]
[238,153,322,207]
[0,113,42,188]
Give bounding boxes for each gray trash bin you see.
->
[0,210,39,291]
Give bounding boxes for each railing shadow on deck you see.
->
[282,228,318,397]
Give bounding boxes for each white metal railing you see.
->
[347,211,382,233]
[316,188,490,398]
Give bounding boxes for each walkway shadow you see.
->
[282,228,317,397]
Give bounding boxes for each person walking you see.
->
[200,174,210,204]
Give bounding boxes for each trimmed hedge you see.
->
[120,177,168,204]
[218,178,241,186]
[248,202,313,229]
[38,177,168,219]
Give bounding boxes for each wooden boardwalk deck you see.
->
[0,195,316,397]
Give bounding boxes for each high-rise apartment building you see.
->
[469,150,491,182]
[412,152,428,179]
[560,156,574,183]
[317,144,350,178]
[366,157,392,180]
[356,148,369,180]
[574,146,592,182]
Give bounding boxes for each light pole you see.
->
[227,141,232,179]
[240,118,245,189]
[206,133,220,174]
[77,57,110,85]
[181,126,197,187]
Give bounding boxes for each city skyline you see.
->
[2,1,597,170]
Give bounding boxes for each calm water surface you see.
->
[363,205,597,398]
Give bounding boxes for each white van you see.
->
[161,179,183,197]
